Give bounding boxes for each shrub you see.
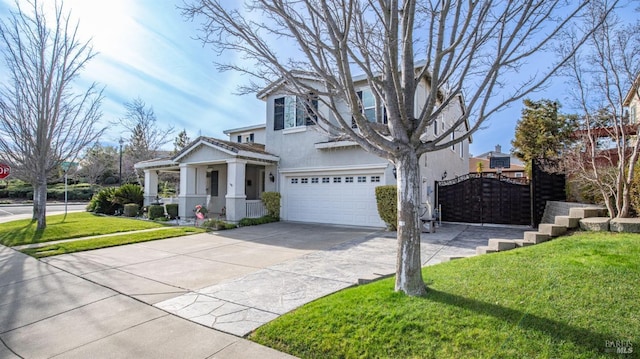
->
[202,219,237,230]
[112,184,144,208]
[238,215,279,227]
[261,192,281,218]
[148,205,165,220]
[165,203,178,219]
[87,187,120,215]
[375,185,397,230]
[123,203,139,217]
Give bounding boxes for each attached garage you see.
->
[281,169,387,227]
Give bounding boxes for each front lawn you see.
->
[251,232,640,358]
[21,226,205,258]
[0,212,166,246]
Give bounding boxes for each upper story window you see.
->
[236,133,254,143]
[631,106,637,123]
[274,95,318,131]
[359,90,376,122]
[353,89,387,128]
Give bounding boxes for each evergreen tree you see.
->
[173,129,191,154]
[512,99,577,175]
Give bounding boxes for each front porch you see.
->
[135,137,279,222]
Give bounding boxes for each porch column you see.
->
[179,164,209,218]
[225,158,247,222]
[143,170,158,205]
[178,164,195,218]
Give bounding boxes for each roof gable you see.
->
[172,136,276,163]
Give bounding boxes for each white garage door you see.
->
[282,172,386,227]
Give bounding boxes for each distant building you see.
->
[469,144,526,178]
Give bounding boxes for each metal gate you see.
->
[436,173,531,225]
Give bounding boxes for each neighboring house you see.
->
[469,145,526,178]
[568,74,640,167]
[135,75,470,228]
[623,73,639,124]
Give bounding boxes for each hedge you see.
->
[238,215,279,226]
[261,192,281,218]
[165,203,178,219]
[375,185,397,230]
[123,203,139,217]
[148,205,165,220]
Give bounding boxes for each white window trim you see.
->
[283,127,307,135]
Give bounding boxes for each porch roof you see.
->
[134,136,279,170]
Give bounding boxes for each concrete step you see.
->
[555,215,580,229]
[487,238,517,251]
[579,217,610,231]
[476,246,498,255]
[569,207,605,219]
[514,239,535,247]
[610,218,640,233]
[538,223,567,237]
[523,231,550,244]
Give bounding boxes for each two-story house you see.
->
[135,75,470,228]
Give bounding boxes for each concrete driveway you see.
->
[1,221,529,357]
[39,222,528,337]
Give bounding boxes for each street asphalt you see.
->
[0,220,529,358]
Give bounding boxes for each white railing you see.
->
[246,200,267,218]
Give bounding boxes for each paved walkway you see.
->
[1,221,528,357]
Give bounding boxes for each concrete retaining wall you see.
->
[541,201,605,224]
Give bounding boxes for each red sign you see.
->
[0,163,10,179]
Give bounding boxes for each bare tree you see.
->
[119,97,174,183]
[562,2,640,218]
[181,0,615,296]
[77,142,118,185]
[0,0,104,230]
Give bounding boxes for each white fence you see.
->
[246,200,267,218]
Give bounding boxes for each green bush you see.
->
[165,203,178,219]
[87,187,120,215]
[0,181,97,200]
[375,185,397,230]
[123,203,139,217]
[112,184,144,208]
[148,205,165,220]
[238,215,279,227]
[201,219,237,230]
[261,192,281,218]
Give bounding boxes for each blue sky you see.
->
[0,1,635,157]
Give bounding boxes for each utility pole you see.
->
[119,138,124,185]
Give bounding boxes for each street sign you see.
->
[61,161,78,171]
[0,163,10,179]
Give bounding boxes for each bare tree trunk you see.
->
[395,151,426,296]
[32,174,47,230]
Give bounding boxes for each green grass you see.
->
[21,226,205,258]
[251,232,640,358]
[0,212,166,246]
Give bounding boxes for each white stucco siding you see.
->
[226,126,267,144]
[180,145,234,164]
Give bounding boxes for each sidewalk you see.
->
[0,244,295,358]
